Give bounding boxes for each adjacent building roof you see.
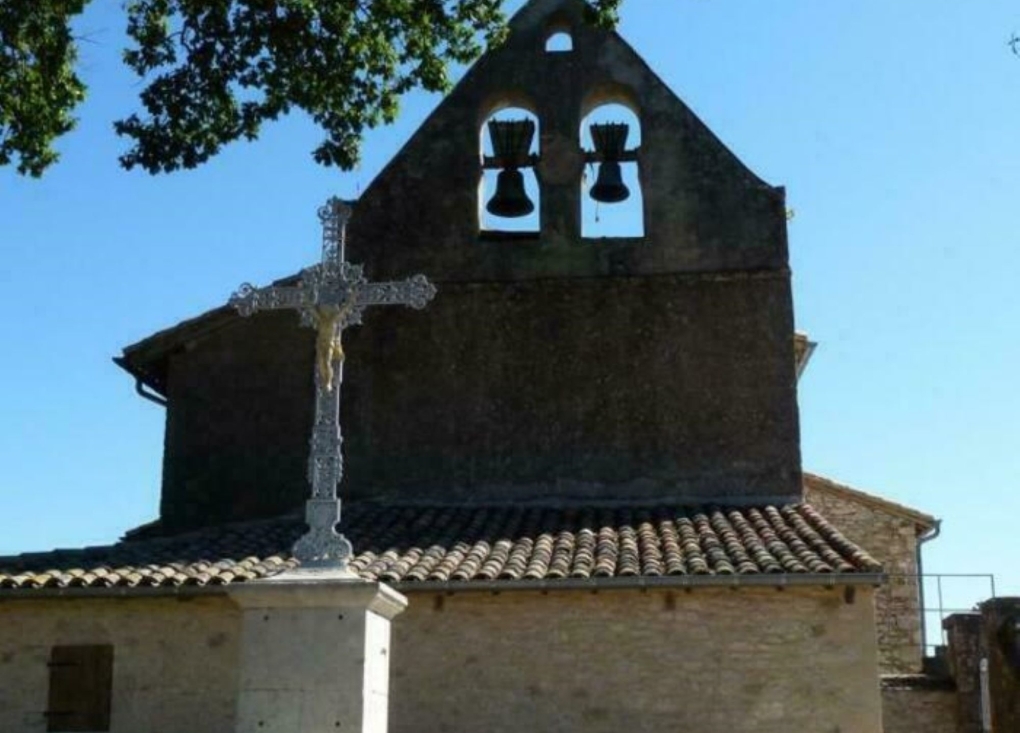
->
[793,332,817,379]
[804,473,937,529]
[0,502,881,593]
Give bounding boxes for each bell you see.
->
[588,122,631,204]
[589,160,630,203]
[486,168,534,218]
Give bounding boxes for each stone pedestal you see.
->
[229,570,408,733]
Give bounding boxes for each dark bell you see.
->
[487,168,534,218]
[589,160,630,204]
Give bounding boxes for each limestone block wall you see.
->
[389,586,882,733]
[805,477,928,673]
[881,686,957,733]
[0,596,240,733]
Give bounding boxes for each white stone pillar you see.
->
[229,570,407,733]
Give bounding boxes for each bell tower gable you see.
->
[127,0,803,532]
[348,0,787,282]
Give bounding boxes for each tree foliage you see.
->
[0,0,621,177]
[0,1,87,176]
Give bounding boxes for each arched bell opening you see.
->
[479,107,541,238]
[580,103,644,239]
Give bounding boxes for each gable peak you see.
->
[509,0,590,33]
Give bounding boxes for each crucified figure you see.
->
[314,303,353,392]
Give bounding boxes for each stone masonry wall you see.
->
[390,586,882,733]
[160,272,802,533]
[0,596,240,733]
[944,613,982,733]
[805,479,926,674]
[139,0,803,534]
[882,687,957,733]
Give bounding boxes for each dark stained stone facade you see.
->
[119,0,801,533]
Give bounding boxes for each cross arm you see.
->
[355,274,437,310]
[229,282,312,317]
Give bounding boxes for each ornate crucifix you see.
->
[228,198,436,568]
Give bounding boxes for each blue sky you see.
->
[2,1,1017,628]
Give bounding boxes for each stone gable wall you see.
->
[390,586,882,733]
[805,481,927,674]
[347,0,787,282]
[148,0,803,532]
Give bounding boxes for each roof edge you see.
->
[804,472,937,529]
[0,572,886,602]
[0,584,229,602]
[394,572,886,593]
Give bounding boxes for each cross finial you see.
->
[318,197,352,265]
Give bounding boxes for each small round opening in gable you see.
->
[545,31,573,53]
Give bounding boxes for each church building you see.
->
[2,1,1016,732]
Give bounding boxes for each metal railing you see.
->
[888,573,998,658]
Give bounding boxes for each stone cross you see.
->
[228,198,436,568]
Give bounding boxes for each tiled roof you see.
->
[0,502,881,592]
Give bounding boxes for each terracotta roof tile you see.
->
[0,502,882,593]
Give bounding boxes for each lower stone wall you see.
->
[0,583,889,733]
[390,585,883,733]
[882,685,957,733]
[0,596,240,733]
